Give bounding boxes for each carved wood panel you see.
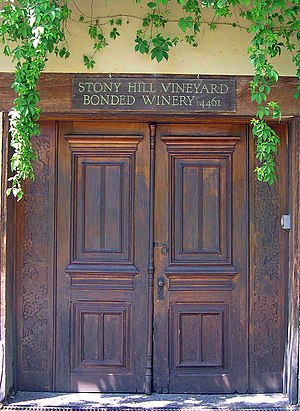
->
[249,125,288,393]
[16,124,55,390]
[253,183,280,373]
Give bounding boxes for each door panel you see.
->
[173,156,230,264]
[153,124,248,393]
[75,158,131,262]
[72,153,133,264]
[170,302,228,368]
[56,122,149,392]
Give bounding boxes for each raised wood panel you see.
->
[162,135,239,275]
[72,301,130,372]
[83,163,123,252]
[65,134,142,270]
[173,158,228,262]
[75,158,130,261]
[181,165,220,252]
[201,313,222,365]
[203,166,220,251]
[170,303,227,372]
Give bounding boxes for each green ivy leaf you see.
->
[135,37,150,54]
[147,2,158,9]
[110,27,120,39]
[178,16,193,32]
[83,55,96,69]
[88,25,98,40]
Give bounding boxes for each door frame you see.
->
[286,117,300,404]
[0,111,299,403]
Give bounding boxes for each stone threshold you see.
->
[1,392,298,411]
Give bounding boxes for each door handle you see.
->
[158,276,165,300]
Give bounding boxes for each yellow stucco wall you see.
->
[0,0,297,76]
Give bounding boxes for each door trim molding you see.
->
[145,123,157,394]
[286,117,300,404]
[0,113,15,401]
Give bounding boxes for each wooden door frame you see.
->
[0,110,299,402]
[0,112,16,401]
[285,117,300,404]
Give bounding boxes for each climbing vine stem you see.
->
[1,0,300,199]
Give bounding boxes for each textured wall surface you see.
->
[0,0,297,75]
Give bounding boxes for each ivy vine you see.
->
[0,0,70,199]
[1,0,300,198]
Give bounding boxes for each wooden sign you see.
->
[72,77,236,113]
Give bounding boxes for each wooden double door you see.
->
[16,120,287,394]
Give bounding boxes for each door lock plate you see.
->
[157,276,165,300]
[154,242,169,254]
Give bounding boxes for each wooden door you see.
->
[15,119,287,394]
[56,121,150,392]
[56,121,249,393]
[153,123,248,393]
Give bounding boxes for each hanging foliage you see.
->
[0,0,70,199]
[1,0,300,199]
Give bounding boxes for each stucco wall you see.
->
[0,0,297,76]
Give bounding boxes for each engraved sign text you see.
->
[72,77,236,112]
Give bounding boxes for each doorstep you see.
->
[1,392,298,411]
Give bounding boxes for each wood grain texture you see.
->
[12,118,294,395]
[145,124,156,394]
[173,157,228,262]
[153,123,248,393]
[249,123,288,393]
[171,304,225,368]
[55,121,149,393]
[286,117,300,404]
[71,301,130,370]
[0,73,299,117]
[15,123,56,391]
[0,114,15,398]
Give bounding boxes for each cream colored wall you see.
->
[0,0,297,76]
